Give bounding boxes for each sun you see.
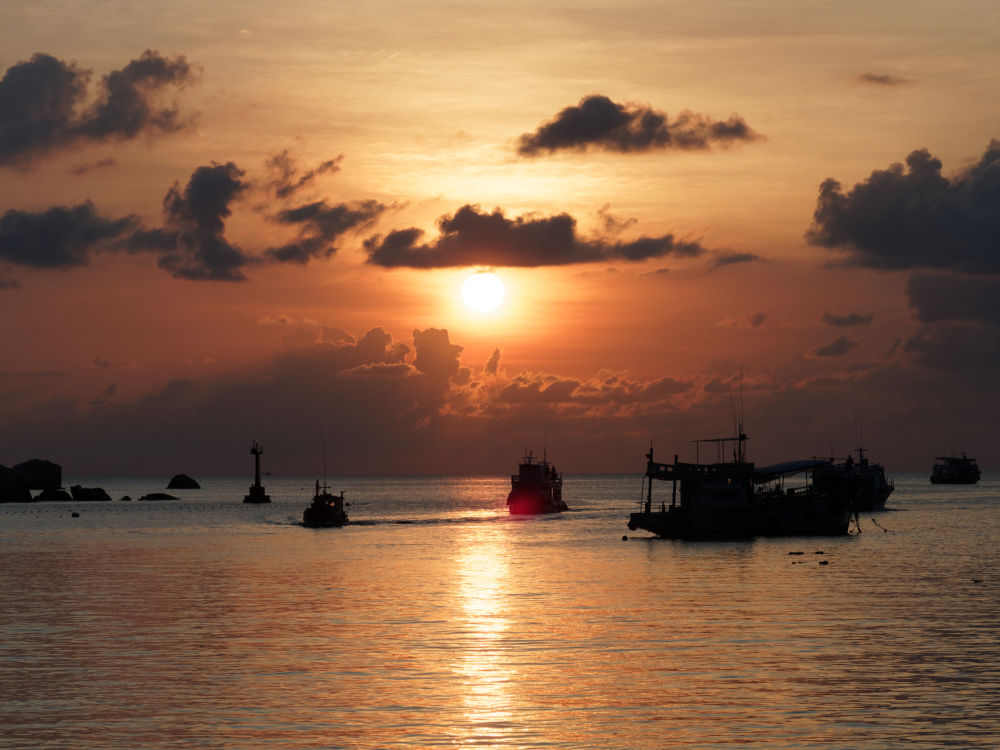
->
[461,271,505,313]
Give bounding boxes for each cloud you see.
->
[717,313,766,329]
[906,273,1000,326]
[822,311,874,327]
[266,151,343,199]
[265,199,387,264]
[710,251,761,269]
[69,157,117,176]
[0,201,137,269]
[857,73,910,86]
[806,140,1000,273]
[88,384,117,407]
[516,95,760,156]
[484,348,501,375]
[125,161,251,280]
[364,204,704,268]
[808,335,859,358]
[0,50,197,168]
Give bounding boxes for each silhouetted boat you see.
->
[627,428,852,539]
[813,446,894,511]
[930,454,981,484]
[507,450,567,514]
[302,480,348,527]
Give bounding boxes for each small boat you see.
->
[507,450,567,514]
[812,446,894,511]
[627,428,852,539]
[302,480,348,527]
[930,454,981,484]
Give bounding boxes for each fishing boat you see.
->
[930,454,981,484]
[812,446,894,511]
[302,480,348,527]
[627,428,852,539]
[507,450,567,514]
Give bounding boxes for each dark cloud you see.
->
[0,276,19,290]
[266,151,343,199]
[89,384,117,408]
[265,199,387,264]
[903,323,1000,373]
[126,162,250,280]
[412,328,463,380]
[906,273,1000,326]
[0,201,136,268]
[516,95,760,156]
[808,335,859,358]
[0,50,197,168]
[711,251,761,269]
[484,348,501,375]
[857,73,910,86]
[717,313,766,329]
[365,204,704,268]
[822,311,874,327]
[597,204,637,235]
[806,140,1000,273]
[69,157,117,176]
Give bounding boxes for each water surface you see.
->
[2,473,998,748]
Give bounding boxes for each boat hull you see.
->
[302,507,347,527]
[507,490,567,515]
[627,490,852,539]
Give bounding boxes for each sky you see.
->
[1,0,998,477]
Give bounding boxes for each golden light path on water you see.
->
[452,525,517,745]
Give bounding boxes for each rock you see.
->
[119,495,132,502]
[35,487,73,502]
[12,459,62,489]
[0,466,32,502]
[166,473,200,489]
[70,485,111,502]
[138,492,178,501]
[71,511,80,518]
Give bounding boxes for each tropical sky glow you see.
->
[1,0,997,476]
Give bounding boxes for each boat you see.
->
[812,446,893,511]
[243,440,271,503]
[302,480,348,527]
[930,454,981,484]
[627,428,853,539]
[507,450,567,514]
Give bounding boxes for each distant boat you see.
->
[627,428,852,539]
[813,446,894,511]
[507,450,567,514]
[243,440,271,503]
[302,480,348,527]
[930,454,981,484]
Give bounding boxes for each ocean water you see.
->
[2,472,998,749]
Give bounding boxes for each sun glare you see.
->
[462,272,505,313]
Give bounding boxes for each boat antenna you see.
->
[320,426,328,485]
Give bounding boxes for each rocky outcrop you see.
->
[13,459,62,489]
[166,473,200,489]
[70,485,111,502]
[0,466,31,502]
[138,492,178,501]
[35,487,73,502]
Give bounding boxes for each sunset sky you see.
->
[1,0,997,477]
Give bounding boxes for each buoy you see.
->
[71,512,80,518]
[819,560,829,565]
[622,535,628,541]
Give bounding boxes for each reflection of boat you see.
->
[930,454,981,484]
[627,428,852,539]
[302,480,348,527]
[243,440,271,503]
[507,450,567,514]
[813,447,894,511]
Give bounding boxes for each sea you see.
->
[2,472,998,749]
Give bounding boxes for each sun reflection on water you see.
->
[451,525,519,745]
